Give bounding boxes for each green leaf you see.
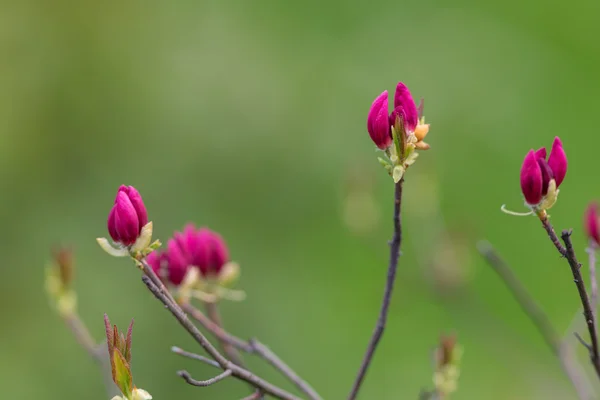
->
[113,348,133,398]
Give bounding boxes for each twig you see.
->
[204,301,246,367]
[64,313,104,361]
[348,179,404,400]
[178,369,232,387]
[241,391,264,400]
[561,230,600,379]
[172,346,221,368]
[586,242,598,324]
[540,216,567,256]
[477,240,591,399]
[141,275,302,400]
[182,302,322,400]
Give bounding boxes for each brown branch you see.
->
[64,312,104,361]
[181,302,322,400]
[178,369,232,387]
[560,230,600,379]
[540,216,567,256]
[205,301,246,367]
[172,346,221,368]
[586,242,598,324]
[241,391,264,400]
[477,240,591,399]
[141,275,303,400]
[348,179,404,400]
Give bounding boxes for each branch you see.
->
[181,302,322,400]
[586,242,598,324]
[178,369,232,387]
[561,230,600,379]
[141,275,303,400]
[172,346,221,368]
[204,301,246,367]
[477,240,591,399]
[348,179,404,400]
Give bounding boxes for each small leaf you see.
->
[125,319,134,364]
[217,262,240,286]
[113,348,133,398]
[130,222,153,253]
[392,166,405,183]
[97,238,129,257]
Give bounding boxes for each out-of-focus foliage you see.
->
[1,0,599,398]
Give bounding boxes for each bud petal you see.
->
[585,202,600,246]
[520,150,543,205]
[122,186,148,232]
[393,82,418,133]
[548,136,567,188]
[367,91,392,150]
[536,158,554,196]
[108,208,119,243]
[112,192,140,246]
[166,238,189,285]
[209,231,229,275]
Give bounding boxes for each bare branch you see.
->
[204,301,246,367]
[240,391,264,400]
[172,346,220,369]
[64,312,104,362]
[477,240,592,399]
[182,302,322,400]
[349,179,404,400]
[141,275,302,400]
[586,242,598,324]
[560,230,600,378]
[178,369,232,387]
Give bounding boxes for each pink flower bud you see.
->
[367,91,392,149]
[192,228,230,277]
[107,185,148,246]
[520,150,543,205]
[147,251,167,282]
[393,82,418,134]
[166,235,191,285]
[547,136,567,188]
[585,202,600,246]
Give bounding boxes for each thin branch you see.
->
[64,312,104,361]
[477,240,591,399]
[540,216,567,256]
[348,179,404,400]
[574,333,592,352]
[586,242,598,324]
[178,369,232,387]
[172,346,221,368]
[204,301,246,367]
[561,230,600,379]
[240,391,264,400]
[182,302,322,400]
[141,275,302,400]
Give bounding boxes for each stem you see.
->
[477,240,591,399]
[178,369,232,387]
[348,179,403,400]
[182,302,322,400]
[587,241,598,324]
[142,275,302,400]
[560,230,600,379]
[204,301,246,367]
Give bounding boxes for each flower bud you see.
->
[585,202,600,246]
[107,186,148,246]
[194,228,230,277]
[367,91,392,150]
[393,82,418,134]
[166,236,191,285]
[520,150,543,205]
[547,136,567,188]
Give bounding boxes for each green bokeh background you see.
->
[2,0,599,398]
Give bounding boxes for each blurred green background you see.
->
[2,0,600,398]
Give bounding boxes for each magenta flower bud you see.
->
[166,236,190,285]
[367,91,392,149]
[107,185,148,246]
[547,136,567,188]
[192,228,230,277]
[147,251,166,281]
[393,82,418,133]
[536,158,554,197]
[585,202,600,246]
[520,150,543,205]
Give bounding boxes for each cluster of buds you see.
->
[97,186,160,259]
[45,247,77,317]
[503,137,568,217]
[146,224,241,303]
[367,82,430,182]
[432,334,463,398]
[104,314,152,400]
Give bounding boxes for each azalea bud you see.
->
[520,150,543,205]
[547,136,567,188]
[367,91,392,150]
[194,228,230,277]
[166,236,191,285]
[107,186,148,246]
[585,202,600,246]
[393,82,418,134]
